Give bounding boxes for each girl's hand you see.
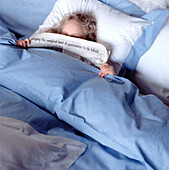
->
[15,38,31,48]
[99,62,116,78]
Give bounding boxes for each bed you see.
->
[0,0,169,170]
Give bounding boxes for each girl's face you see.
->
[61,19,86,39]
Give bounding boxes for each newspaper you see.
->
[28,33,109,68]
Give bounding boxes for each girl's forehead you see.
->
[62,19,87,39]
[64,19,81,27]
[62,19,84,32]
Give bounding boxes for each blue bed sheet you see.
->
[0,85,145,170]
[0,0,57,37]
[0,15,169,170]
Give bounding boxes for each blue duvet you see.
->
[1,9,169,170]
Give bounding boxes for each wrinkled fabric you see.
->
[1,5,169,170]
[0,116,86,170]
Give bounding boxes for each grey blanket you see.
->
[0,116,86,170]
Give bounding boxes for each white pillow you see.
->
[31,0,151,73]
[128,0,168,13]
[132,18,169,105]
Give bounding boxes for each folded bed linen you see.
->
[0,115,86,170]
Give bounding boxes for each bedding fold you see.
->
[0,116,86,170]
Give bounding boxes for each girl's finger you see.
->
[19,41,23,47]
[15,40,19,46]
[99,70,105,77]
[21,41,24,47]
[22,41,27,48]
[25,38,31,45]
[99,70,103,76]
[23,41,27,48]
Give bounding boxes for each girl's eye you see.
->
[61,32,68,36]
[71,35,82,39]
[61,32,84,39]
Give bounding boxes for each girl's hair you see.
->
[48,12,97,42]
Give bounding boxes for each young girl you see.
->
[16,13,116,77]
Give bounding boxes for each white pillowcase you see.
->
[132,17,169,105]
[128,0,169,13]
[31,0,151,73]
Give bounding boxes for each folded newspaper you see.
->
[28,33,109,68]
